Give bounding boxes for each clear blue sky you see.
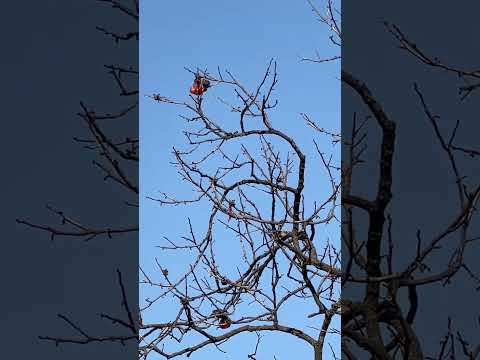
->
[140,1,340,359]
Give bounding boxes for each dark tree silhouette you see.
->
[16,0,139,351]
[341,12,480,360]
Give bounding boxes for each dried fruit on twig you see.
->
[189,75,211,96]
[218,315,231,329]
[212,310,232,329]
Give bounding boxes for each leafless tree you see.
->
[146,1,480,359]
[341,12,480,360]
[142,1,342,359]
[17,0,139,349]
[17,0,480,359]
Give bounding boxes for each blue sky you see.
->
[140,1,340,358]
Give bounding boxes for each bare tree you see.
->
[142,2,342,359]
[18,0,480,359]
[146,1,480,359]
[17,0,139,349]
[340,12,480,360]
